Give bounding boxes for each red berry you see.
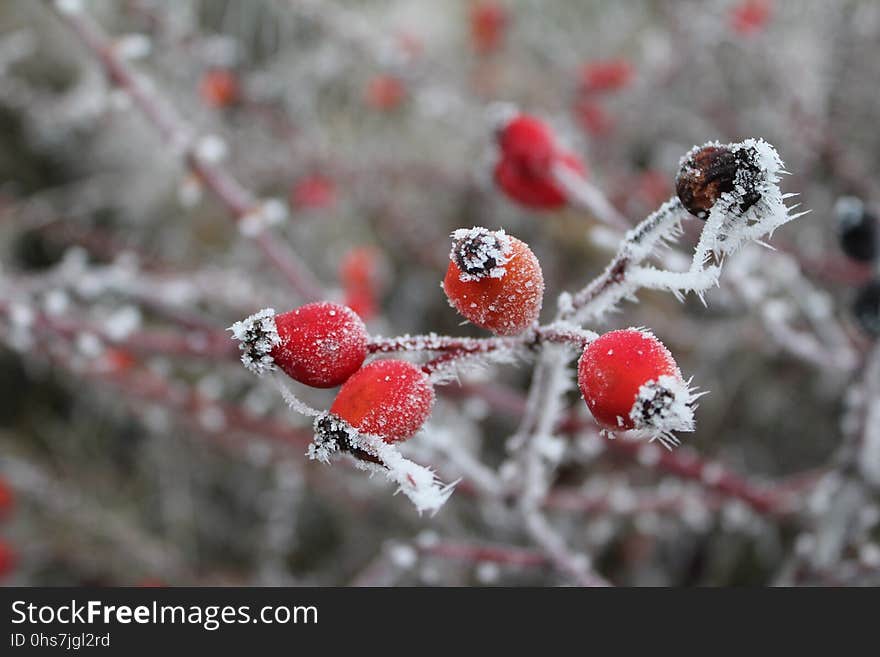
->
[101,347,137,373]
[578,329,694,437]
[0,540,14,579]
[579,59,634,93]
[290,174,336,211]
[199,69,240,108]
[470,1,509,55]
[365,75,406,111]
[0,477,12,519]
[340,247,381,291]
[730,0,772,36]
[329,359,434,443]
[493,114,586,210]
[343,289,377,322]
[340,247,383,321]
[574,99,615,137]
[231,303,368,388]
[442,227,544,335]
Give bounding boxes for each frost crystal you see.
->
[691,138,801,265]
[228,308,280,374]
[629,374,700,450]
[450,227,513,282]
[308,412,456,514]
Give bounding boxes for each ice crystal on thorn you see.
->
[308,412,457,515]
[229,308,280,375]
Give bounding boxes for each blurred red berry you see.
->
[101,347,137,373]
[343,289,377,322]
[198,69,240,108]
[290,174,336,211]
[0,540,15,579]
[493,114,587,210]
[443,227,544,335]
[340,247,383,321]
[578,329,691,433]
[0,477,13,519]
[574,99,615,137]
[470,1,509,55]
[330,359,435,442]
[365,75,406,111]
[730,0,772,36]
[579,59,634,93]
[340,247,380,290]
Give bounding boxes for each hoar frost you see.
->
[228,307,280,374]
[450,227,513,282]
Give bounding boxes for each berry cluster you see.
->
[835,196,880,337]
[228,133,799,513]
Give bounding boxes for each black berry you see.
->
[853,279,880,337]
[835,197,877,263]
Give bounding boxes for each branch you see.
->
[47,0,324,300]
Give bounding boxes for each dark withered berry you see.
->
[835,197,877,263]
[676,144,762,219]
[853,279,880,337]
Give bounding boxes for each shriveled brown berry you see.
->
[676,145,761,219]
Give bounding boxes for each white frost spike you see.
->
[273,375,320,418]
[628,375,704,451]
[691,138,795,269]
[309,413,457,514]
[228,307,281,374]
[449,227,513,282]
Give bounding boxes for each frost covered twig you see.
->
[308,413,457,515]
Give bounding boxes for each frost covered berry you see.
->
[442,227,544,335]
[676,144,762,219]
[835,196,877,263]
[853,280,880,337]
[329,359,434,443]
[230,303,368,387]
[578,329,695,445]
[493,114,586,210]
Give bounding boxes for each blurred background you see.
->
[0,0,878,586]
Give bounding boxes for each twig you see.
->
[46,0,324,300]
